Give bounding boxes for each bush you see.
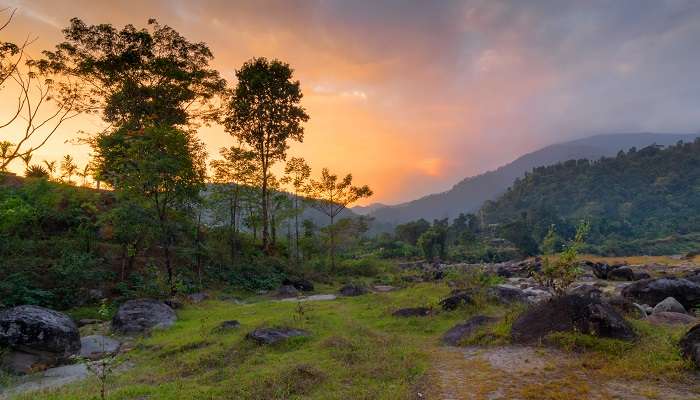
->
[335,257,394,278]
[227,256,287,291]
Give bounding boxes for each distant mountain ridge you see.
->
[366,133,700,227]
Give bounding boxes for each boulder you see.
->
[487,284,529,304]
[79,335,120,360]
[439,291,474,311]
[607,266,636,281]
[633,271,652,281]
[680,323,700,368]
[511,294,636,343]
[246,327,310,345]
[647,312,697,326]
[442,316,498,346]
[0,305,80,358]
[112,299,177,335]
[621,277,700,309]
[215,320,241,331]
[277,285,300,298]
[652,297,687,315]
[339,283,369,297]
[392,307,431,317]
[283,278,315,292]
[568,284,602,299]
[589,262,612,279]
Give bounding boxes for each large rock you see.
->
[621,277,700,310]
[680,323,700,368]
[487,284,529,304]
[0,305,80,358]
[439,291,474,311]
[283,278,315,292]
[652,297,687,315]
[647,312,697,326]
[392,307,431,317]
[511,295,636,343]
[339,283,369,297]
[79,335,120,360]
[442,316,498,346]
[607,266,636,281]
[246,327,310,345]
[111,299,176,335]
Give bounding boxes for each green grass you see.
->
[11,283,700,399]
[19,283,475,400]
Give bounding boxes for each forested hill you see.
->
[481,139,700,255]
[366,133,700,227]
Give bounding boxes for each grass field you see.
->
[11,280,699,400]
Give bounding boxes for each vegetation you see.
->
[481,141,700,255]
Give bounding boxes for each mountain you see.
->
[367,133,700,227]
[351,203,388,215]
[480,139,700,255]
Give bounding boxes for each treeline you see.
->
[0,15,374,308]
[480,140,700,256]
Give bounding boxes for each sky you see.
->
[1,0,699,205]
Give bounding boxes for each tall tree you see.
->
[281,157,311,262]
[0,9,81,171]
[40,18,225,131]
[111,125,207,293]
[224,58,309,253]
[306,168,372,267]
[210,146,258,261]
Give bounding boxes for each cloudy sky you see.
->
[1,0,699,204]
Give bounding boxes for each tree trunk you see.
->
[294,194,300,263]
[165,244,174,295]
[330,214,336,269]
[261,163,270,253]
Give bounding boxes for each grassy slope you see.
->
[15,282,699,400]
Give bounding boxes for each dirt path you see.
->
[426,345,700,400]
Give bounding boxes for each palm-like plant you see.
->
[43,160,57,179]
[25,164,49,178]
[60,154,78,184]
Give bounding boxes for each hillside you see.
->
[367,133,700,227]
[481,139,700,255]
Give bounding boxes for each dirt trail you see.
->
[426,345,700,400]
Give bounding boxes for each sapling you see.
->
[535,221,590,296]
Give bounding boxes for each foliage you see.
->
[306,168,372,267]
[394,218,430,246]
[224,57,308,252]
[535,221,589,295]
[24,164,50,178]
[482,141,700,255]
[41,18,225,130]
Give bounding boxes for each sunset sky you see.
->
[1,0,700,205]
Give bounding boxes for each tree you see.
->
[0,9,82,171]
[395,219,431,246]
[40,18,225,132]
[101,125,207,293]
[306,168,372,267]
[281,157,311,262]
[224,58,309,253]
[60,154,78,184]
[41,18,224,190]
[417,219,448,261]
[210,146,258,261]
[43,160,57,179]
[536,221,590,295]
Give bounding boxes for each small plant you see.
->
[535,221,590,295]
[85,299,119,400]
